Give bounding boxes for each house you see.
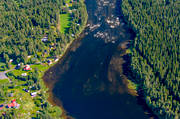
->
[49,43,56,50]
[8,93,13,97]
[23,88,29,92]
[24,65,31,71]
[54,58,59,62]
[9,59,13,63]
[42,50,48,57]
[69,10,72,13]
[47,60,52,65]
[27,55,31,59]
[7,100,20,109]
[21,73,27,76]
[44,50,48,54]
[31,92,37,97]
[71,34,75,37]
[41,36,48,42]
[76,23,80,26]
[15,64,21,70]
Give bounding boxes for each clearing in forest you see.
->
[59,14,71,34]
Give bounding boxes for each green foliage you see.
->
[0,0,88,118]
[0,79,9,84]
[122,0,180,118]
[0,0,87,64]
[60,14,71,34]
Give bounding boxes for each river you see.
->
[43,0,154,119]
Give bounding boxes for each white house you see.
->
[30,92,37,96]
[41,36,48,42]
[21,73,27,77]
[54,58,59,62]
[9,59,13,63]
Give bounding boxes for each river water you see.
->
[43,0,154,119]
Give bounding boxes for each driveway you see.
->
[0,69,14,81]
[0,71,8,79]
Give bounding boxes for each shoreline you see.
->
[42,33,87,119]
[41,0,155,118]
[42,0,88,118]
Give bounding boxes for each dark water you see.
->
[43,0,153,119]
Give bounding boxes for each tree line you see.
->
[122,0,179,118]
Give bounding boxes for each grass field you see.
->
[66,0,72,3]
[10,64,48,77]
[0,63,50,118]
[60,14,71,34]
[0,62,5,66]
[0,79,9,84]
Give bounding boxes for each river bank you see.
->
[0,0,88,118]
[42,0,88,118]
[42,0,154,119]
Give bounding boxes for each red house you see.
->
[24,65,31,71]
[7,99,20,109]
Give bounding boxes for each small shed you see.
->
[9,59,13,63]
[54,58,59,62]
[41,36,48,42]
[21,73,27,76]
[15,63,22,69]
[23,88,29,92]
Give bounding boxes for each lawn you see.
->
[13,89,38,118]
[65,0,73,7]
[10,64,48,77]
[0,62,5,66]
[1,87,39,118]
[65,0,72,3]
[59,14,71,34]
[10,69,27,77]
[0,62,6,71]
[0,63,50,118]
[30,64,48,72]
[0,79,9,84]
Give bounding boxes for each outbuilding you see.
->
[21,73,27,76]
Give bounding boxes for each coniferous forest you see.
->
[122,0,179,118]
[0,0,87,118]
[0,0,179,118]
[0,0,87,66]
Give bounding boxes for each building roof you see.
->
[24,65,31,70]
[7,100,20,108]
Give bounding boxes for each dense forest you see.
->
[122,0,179,118]
[0,0,87,67]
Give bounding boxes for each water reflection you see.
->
[43,0,152,119]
